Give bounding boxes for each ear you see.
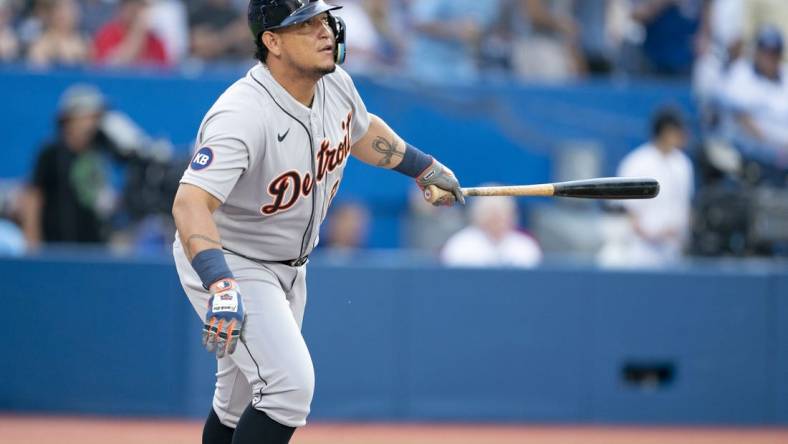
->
[262,31,282,58]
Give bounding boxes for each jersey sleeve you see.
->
[350,84,370,142]
[180,109,255,203]
[335,67,371,142]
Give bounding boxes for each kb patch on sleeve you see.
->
[191,147,214,170]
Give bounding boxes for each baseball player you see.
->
[171,1,464,443]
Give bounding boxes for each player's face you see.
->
[755,48,782,79]
[62,112,101,151]
[663,126,686,150]
[278,13,336,77]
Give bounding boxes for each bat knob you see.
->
[424,185,456,206]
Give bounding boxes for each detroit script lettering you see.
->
[261,112,352,215]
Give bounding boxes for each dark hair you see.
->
[651,107,685,138]
[254,33,269,64]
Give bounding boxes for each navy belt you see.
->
[222,247,309,268]
[274,256,309,267]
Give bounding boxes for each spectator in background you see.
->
[333,0,407,73]
[0,181,26,255]
[742,0,788,62]
[573,0,618,74]
[322,200,371,254]
[16,0,48,51]
[20,85,115,247]
[79,0,119,37]
[407,0,501,84]
[441,193,542,268]
[187,0,249,62]
[27,0,90,67]
[147,0,189,64]
[511,0,586,81]
[601,107,693,267]
[630,0,706,76]
[365,0,408,68]
[719,25,788,168]
[404,185,465,252]
[0,0,19,61]
[692,0,744,122]
[93,0,169,66]
[333,0,384,73]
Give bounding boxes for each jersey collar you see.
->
[250,63,321,121]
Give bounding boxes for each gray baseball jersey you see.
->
[180,63,370,261]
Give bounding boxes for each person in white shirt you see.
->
[441,192,542,268]
[720,25,788,164]
[603,107,694,267]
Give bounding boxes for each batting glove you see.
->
[417,159,465,206]
[203,278,244,358]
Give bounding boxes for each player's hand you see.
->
[417,159,465,206]
[203,278,245,358]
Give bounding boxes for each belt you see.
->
[274,256,309,267]
[222,247,309,268]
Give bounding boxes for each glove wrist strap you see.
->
[192,248,234,290]
[393,143,433,178]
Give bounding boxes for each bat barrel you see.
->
[552,177,659,199]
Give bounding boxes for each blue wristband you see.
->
[192,249,234,289]
[393,143,433,178]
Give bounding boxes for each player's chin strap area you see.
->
[328,14,346,65]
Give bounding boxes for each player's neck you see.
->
[267,63,318,108]
[652,139,675,155]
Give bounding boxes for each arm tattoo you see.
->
[186,234,222,250]
[372,136,404,168]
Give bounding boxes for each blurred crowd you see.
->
[0,0,781,83]
[1,0,787,264]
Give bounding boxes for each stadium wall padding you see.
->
[1,255,786,425]
[0,67,693,248]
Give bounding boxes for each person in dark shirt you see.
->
[21,84,113,247]
[188,0,249,61]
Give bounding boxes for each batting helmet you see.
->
[248,0,347,64]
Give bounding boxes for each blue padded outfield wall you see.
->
[0,67,694,248]
[1,254,787,425]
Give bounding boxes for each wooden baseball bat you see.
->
[424,177,660,205]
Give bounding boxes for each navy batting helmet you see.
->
[248,0,346,64]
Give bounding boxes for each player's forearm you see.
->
[172,185,223,261]
[351,114,407,169]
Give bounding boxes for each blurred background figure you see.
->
[599,107,693,267]
[146,0,189,64]
[20,84,114,248]
[78,0,119,37]
[441,192,542,268]
[692,0,744,127]
[333,0,407,74]
[403,185,466,253]
[26,0,90,67]
[511,0,586,81]
[0,181,26,255]
[187,0,250,63]
[407,0,502,84]
[321,200,371,255]
[15,0,48,52]
[628,0,706,77]
[93,0,169,66]
[0,0,19,61]
[719,25,788,172]
[741,0,788,62]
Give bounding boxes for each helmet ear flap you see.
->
[328,14,346,64]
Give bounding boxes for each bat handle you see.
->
[424,185,459,206]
